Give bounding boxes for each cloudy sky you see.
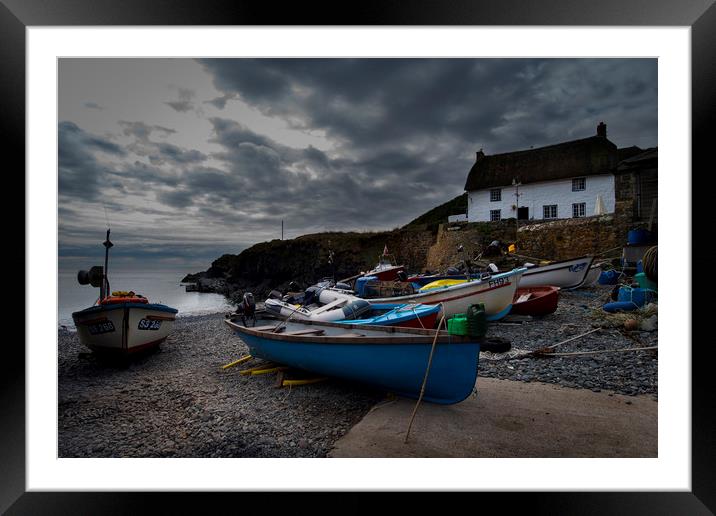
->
[58,58,657,272]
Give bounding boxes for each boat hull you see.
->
[367,268,526,320]
[511,286,560,316]
[367,265,405,281]
[225,318,480,405]
[582,265,602,287]
[338,303,441,329]
[518,257,594,290]
[72,303,178,355]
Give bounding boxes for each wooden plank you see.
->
[283,329,326,336]
[252,324,283,332]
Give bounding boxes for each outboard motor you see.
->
[396,270,408,282]
[268,289,283,300]
[237,292,256,327]
[302,286,320,306]
[334,282,352,291]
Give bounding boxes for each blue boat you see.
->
[337,303,441,329]
[224,317,481,405]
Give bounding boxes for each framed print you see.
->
[4,0,714,512]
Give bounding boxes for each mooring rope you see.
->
[404,302,447,444]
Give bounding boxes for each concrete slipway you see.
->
[329,378,657,458]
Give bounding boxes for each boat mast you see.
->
[102,229,113,300]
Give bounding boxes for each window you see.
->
[572,202,586,218]
[572,177,586,191]
[543,205,558,219]
[490,209,501,221]
[490,188,501,202]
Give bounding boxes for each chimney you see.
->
[475,149,485,162]
[597,122,607,138]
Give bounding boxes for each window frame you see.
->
[489,188,501,202]
[572,177,586,192]
[543,205,558,219]
[572,202,586,218]
[489,209,502,221]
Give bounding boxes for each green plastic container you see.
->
[634,272,657,291]
[447,314,468,336]
[466,303,487,338]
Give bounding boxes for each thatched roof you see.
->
[464,133,620,191]
[616,147,657,172]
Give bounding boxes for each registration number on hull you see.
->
[488,277,509,289]
[88,321,116,335]
[138,319,162,331]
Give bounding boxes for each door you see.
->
[517,207,529,220]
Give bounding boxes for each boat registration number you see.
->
[568,262,588,273]
[88,321,115,335]
[488,277,509,289]
[138,319,162,331]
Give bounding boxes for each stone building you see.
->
[463,122,656,224]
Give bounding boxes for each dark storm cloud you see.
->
[60,58,657,269]
[193,117,467,232]
[198,58,657,152]
[150,142,207,165]
[204,93,235,110]
[118,120,206,166]
[59,121,127,198]
[164,87,198,113]
[119,121,176,140]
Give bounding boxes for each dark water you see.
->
[59,270,233,327]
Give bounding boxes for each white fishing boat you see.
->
[518,256,595,290]
[324,268,526,320]
[71,230,178,355]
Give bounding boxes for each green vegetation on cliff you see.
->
[403,192,467,230]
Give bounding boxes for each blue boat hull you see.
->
[234,330,480,405]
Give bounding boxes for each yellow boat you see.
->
[418,279,469,292]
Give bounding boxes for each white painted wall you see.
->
[467,174,615,222]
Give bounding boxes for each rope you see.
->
[642,246,657,282]
[408,302,426,330]
[404,303,446,444]
[540,346,657,357]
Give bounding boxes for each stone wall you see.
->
[426,221,517,271]
[427,209,641,269]
[515,215,623,260]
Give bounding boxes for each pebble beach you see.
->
[58,287,657,458]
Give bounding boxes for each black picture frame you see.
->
[4,0,713,513]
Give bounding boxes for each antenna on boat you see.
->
[102,229,113,300]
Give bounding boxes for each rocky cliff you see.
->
[186,228,437,303]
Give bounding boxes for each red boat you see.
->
[364,251,405,281]
[511,286,560,316]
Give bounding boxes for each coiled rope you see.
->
[642,246,657,282]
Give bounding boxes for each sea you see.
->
[58,269,234,328]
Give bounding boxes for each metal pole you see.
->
[102,229,113,300]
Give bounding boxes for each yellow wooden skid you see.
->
[281,377,328,387]
[239,362,277,375]
[250,366,289,376]
[221,355,253,370]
